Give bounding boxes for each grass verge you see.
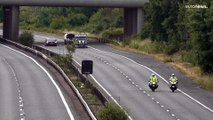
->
[49,54,127,119]
[109,39,213,91]
[50,55,104,115]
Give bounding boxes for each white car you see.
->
[45,38,57,46]
[74,34,88,48]
[64,33,75,44]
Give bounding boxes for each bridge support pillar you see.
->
[124,7,144,38]
[3,6,19,41]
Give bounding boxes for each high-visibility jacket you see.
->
[150,76,158,83]
[169,77,178,84]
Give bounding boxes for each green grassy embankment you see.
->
[110,39,213,91]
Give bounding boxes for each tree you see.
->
[67,13,87,27]
[50,17,66,29]
[85,8,123,34]
[142,0,181,42]
[18,31,34,47]
[185,0,213,73]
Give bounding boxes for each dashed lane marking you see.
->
[2,45,75,120]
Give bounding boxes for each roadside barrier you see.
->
[1,37,131,120]
[0,38,97,120]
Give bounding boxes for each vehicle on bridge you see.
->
[64,33,75,45]
[74,34,88,48]
[44,38,57,46]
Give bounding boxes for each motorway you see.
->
[35,33,213,120]
[0,43,77,120]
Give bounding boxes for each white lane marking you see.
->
[3,57,26,120]
[89,46,213,113]
[1,45,75,120]
[72,58,133,120]
[82,51,179,118]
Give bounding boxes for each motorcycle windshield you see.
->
[171,81,177,84]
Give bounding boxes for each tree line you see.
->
[141,0,213,74]
[18,7,123,36]
[0,1,212,74]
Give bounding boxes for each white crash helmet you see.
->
[152,73,155,76]
[171,73,175,77]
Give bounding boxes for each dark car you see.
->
[44,38,57,46]
[64,33,75,45]
[74,34,88,48]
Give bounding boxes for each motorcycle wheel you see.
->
[152,88,155,92]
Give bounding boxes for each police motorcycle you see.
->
[149,81,158,92]
[170,81,178,92]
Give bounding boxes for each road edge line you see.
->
[1,44,75,120]
[72,58,133,120]
[89,46,213,113]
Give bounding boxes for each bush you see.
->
[66,43,75,54]
[198,50,213,74]
[58,55,73,68]
[128,39,165,54]
[18,31,34,46]
[182,50,198,65]
[163,40,180,55]
[140,22,151,39]
[97,102,128,120]
[101,27,123,39]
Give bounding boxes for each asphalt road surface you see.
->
[36,33,213,120]
[0,44,75,120]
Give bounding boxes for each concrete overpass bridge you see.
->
[0,0,148,41]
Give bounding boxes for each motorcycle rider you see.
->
[149,73,159,87]
[169,74,178,85]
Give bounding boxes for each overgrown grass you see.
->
[97,102,128,120]
[125,39,166,54]
[51,55,103,114]
[50,54,128,118]
[110,39,213,91]
[171,62,213,91]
